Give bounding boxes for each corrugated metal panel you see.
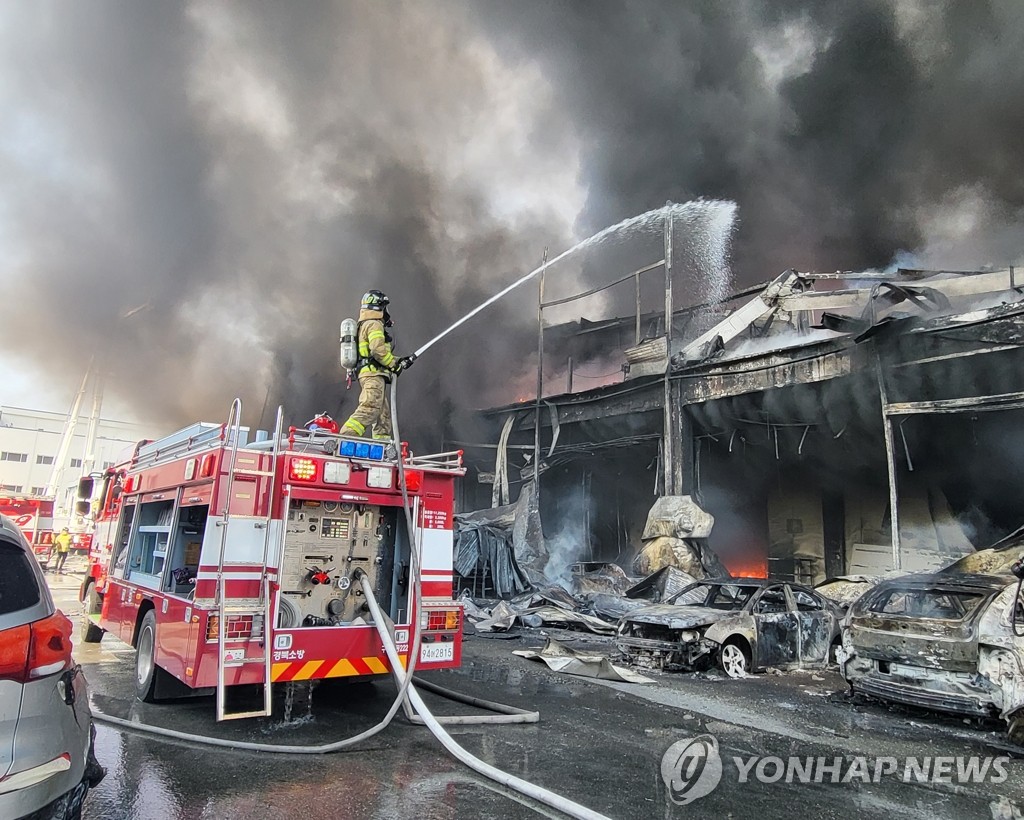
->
[454,522,530,598]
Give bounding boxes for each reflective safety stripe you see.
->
[290,660,324,681]
[326,658,359,677]
[358,335,393,372]
[363,656,388,675]
[368,330,386,341]
[343,419,365,435]
[270,656,402,682]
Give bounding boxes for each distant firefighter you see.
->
[341,289,415,442]
[53,527,72,574]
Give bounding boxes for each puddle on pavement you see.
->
[456,659,572,700]
[260,713,318,734]
[84,723,537,820]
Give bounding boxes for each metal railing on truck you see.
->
[247,427,464,472]
[131,422,243,472]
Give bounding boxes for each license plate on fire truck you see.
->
[420,642,454,663]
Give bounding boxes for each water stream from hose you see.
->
[414,198,737,358]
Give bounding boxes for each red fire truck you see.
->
[0,494,54,556]
[80,400,465,720]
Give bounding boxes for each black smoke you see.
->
[479,0,1024,275]
[2,1,1024,442]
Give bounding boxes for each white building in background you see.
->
[0,405,164,529]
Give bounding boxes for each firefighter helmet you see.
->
[361,290,390,311]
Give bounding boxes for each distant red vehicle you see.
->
[70,531,94,555]
[0,495,53,556]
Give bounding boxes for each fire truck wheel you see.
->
[135,611,169,703]
[80,582,105,643]
[79,577,104,642]
[81,618,104,644]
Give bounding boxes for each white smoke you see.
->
[542,485,591,590]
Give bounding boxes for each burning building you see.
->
[461,260,1024,593]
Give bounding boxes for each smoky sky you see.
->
[479,0,1024,275]
[2,1,1024,443]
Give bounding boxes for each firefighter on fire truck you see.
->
[341,289,415,443]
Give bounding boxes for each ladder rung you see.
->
[223,657,267,667]
[221,606,264,614]
[234,468,276,477]
[220,709,272,721]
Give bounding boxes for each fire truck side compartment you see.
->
[165,503,207,595]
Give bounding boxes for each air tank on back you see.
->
[339,317,358,370]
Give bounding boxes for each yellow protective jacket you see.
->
[357,308,397,378]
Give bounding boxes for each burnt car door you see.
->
[750,584,799,669]
[790,586,835,666]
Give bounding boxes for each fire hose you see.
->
[91,379,611,820]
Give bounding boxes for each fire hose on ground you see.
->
[90,379,611,820]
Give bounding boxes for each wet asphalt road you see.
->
[46,565,1024,820]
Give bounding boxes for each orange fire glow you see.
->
[723,556,768,579]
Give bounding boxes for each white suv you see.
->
[0,514,104,819]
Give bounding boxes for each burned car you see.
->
[839,573,1024,737]
[814,575,882,613]
[616,579,842,677]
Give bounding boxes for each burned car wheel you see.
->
[719,640,750,678]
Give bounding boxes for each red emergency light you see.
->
[200,453,217,478]
[288,457,318,482]
[403,469,423,493]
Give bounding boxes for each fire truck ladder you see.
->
[214,400,283,721]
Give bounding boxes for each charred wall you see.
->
[538,444,660,573]
[687,344,1024,581]
[475,309,1024,583]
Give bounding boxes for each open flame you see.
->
[722,555,768,579]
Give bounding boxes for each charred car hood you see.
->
[622,606,735,629]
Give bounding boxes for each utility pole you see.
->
[662,204,675,496]
[877,355,902,571]
[534,248,548,500]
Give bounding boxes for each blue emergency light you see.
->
[339,439,386,461]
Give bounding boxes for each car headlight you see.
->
[678,630,700,642]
